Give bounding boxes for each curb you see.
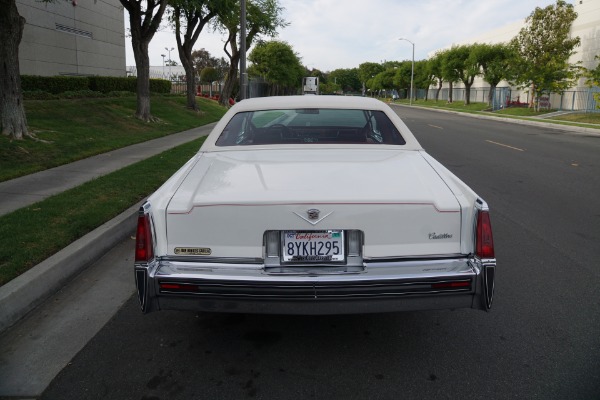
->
[0,200,143,334]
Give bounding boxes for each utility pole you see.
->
[239,0,248,100]
[165,47,174,80]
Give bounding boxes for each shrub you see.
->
[21,75,89,94]
[89,76,137,93]
[21,75,171,96]
[150,78,171,94]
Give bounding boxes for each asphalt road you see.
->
[40,107,600,400]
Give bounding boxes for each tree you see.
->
[0,0,28,139]
[371,69,395,96]
[328,68,361,93]
[443,45,481,105]
[392,61,412,98]
[192,48,213,71]
[121,0,169,122]
[441,48,461,103]
[192,49,229,93]
[429,51,445,102]
[170,0,230,111]
[214,0,286,106]
[584,55,600,109]
[200,67,221,83]
[200,66,221,96]
[474,43,514,106]
[510,0,581,110]
[358,62,384,96]
[192,48,228,73]
[413,60,435,101]
[248,40,303,95]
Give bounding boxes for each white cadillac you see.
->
[134,95,496,315]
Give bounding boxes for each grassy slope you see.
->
[0,95,226,286]
[0,95,225,182]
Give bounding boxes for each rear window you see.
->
[215,108,406,146]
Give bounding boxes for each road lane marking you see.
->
[428,124,443,129]
[486,140,525,152]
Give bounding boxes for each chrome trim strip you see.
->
[161,256,263,264]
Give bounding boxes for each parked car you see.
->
[134,95,496,315]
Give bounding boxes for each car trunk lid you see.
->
[165,149,462,258]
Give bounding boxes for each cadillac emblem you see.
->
[307,208,320,220]
[293,208,333,225]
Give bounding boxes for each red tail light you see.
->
[476,210,495,259]
[135,213,154,262]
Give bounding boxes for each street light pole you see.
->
[239,0,247,100]
[165,47,174,80]
[399,38,414,106]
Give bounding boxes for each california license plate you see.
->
[282,230,345,262]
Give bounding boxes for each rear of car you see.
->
[134,96,496,315]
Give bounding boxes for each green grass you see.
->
[0,95,226,182]
[0,137,206,286]
[390,98,600,129]
[550,113,600,124]
[494,107,551,116]
[391,98,490,112]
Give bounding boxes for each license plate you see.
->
[282,230,345,262]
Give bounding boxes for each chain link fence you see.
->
[413,87,599,112]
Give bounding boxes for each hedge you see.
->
[21,76,89,94]
[21,75,171,94]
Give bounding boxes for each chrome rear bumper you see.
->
[135,257,495,315]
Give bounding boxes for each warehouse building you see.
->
[16,0,125,77]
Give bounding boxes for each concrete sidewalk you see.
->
[0,123,215,333]
[0,123,216,217]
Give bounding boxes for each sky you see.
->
[125,0,561,72]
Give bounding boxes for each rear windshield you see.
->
[215,108,406,146]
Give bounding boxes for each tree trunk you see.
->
[220,65,238,107]
[121,0,167,122]
[529,83,536,110]
[448,82,453,103]
[435,80,442,101]
[173,7,217,111]
[180,52,197,111]
[132,38,152,121]
[487,84,497,106]
[463,74,476,105]
[464,84,471,105]
[0,0,28,139]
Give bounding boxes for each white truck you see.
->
[302,77,319,95]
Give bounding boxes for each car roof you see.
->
[200,95,423,152]
[229,95,390,112]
